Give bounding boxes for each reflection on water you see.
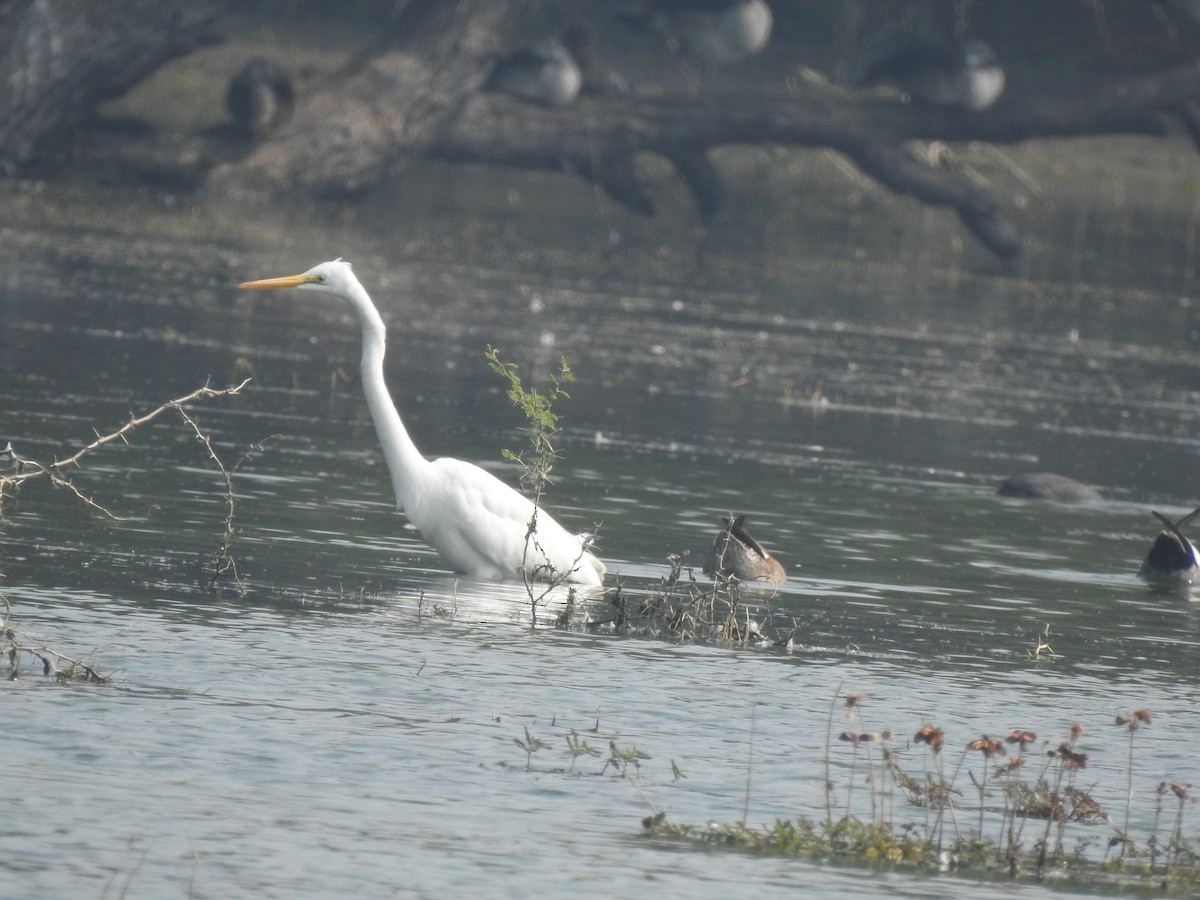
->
[3,169,1200,896]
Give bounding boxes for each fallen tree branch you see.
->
[1,594,108,682]
[0,379,251,516]
[1,379,257,596]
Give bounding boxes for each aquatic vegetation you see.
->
[641,690,1200,893]
[513,725,552,771]
[593,554,792,647]
[565,729,601,773]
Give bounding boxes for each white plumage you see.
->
[240,260,605,587]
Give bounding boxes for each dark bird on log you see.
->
[619,0,773,77]
[862,38,1005,111]
[703,515,787,584]
[483,37,583,107]
[225,59,295,138]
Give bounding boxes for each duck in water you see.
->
[703,515,787,584]
[1139,507,1200,583]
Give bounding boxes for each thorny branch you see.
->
[1,379,257,593]
[175,405,275,596]
[0,379,264,682]
[0,595,107,682]
[0,380,250,513]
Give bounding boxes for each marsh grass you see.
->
[642,690,1199,893]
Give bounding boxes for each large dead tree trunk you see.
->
[6,0,1197,258]
[0,0,223,169]
[212,39,1200,258]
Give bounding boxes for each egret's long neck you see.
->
[347,281,430,512]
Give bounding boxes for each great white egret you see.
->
[239,260,606,587]
[703,515,787,584]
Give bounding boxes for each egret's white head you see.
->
[239,259,358,296]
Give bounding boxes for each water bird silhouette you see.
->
[1138,506,1200,582]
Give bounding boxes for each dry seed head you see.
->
[967,737,1005,757]
[1070,722,1084,740]
[1133,709,1152,724]
[839,731,860,744]
[1006,729,1037,749]
[995,755,1024,775]
[913,724,946,754]
[844,693,863,708]
[1172,783,1191,800]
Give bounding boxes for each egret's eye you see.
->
[315,274,326,283]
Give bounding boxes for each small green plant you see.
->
[604,740,651,776]
[565,729,601,773]
[513,725,551,771]
[486,346,597,615]
[485,346,574,499]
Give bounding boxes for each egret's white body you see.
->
[240,260,605,587]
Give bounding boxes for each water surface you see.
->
[2,157,1200,897]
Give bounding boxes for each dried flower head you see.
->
[1171,783,1191,800]
[913,724,945,753]
[844,693,863,709]
[1133,709,1152,725]
[1070,722,1084,740]
[995,755,1024,775]
[1006,729,1037,749]
[839,731,860,744]
[967,737,1005,757]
